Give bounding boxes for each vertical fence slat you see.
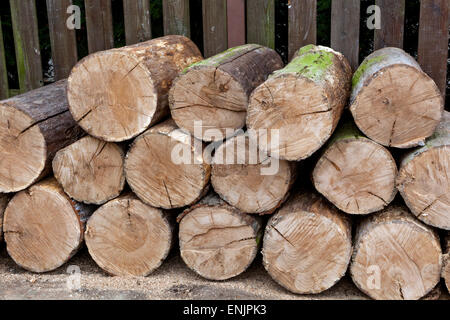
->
[46,0,78,80]
[123,0,152,45]
[163,0,190,37]
[288,0,317,61]
[0,16,9,99]
[85,0,114,53]
[227,0,245,48]
[418,0,449,96]
[10,0,43,92]
[202,0,227,57]
[246,0,275,49]
[330,0,360,70]
[374,0,405,49]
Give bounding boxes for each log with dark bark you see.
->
[0,80,84,193]
[67,35,203,142]
[178,193,262,280]
[85,194,174,276]
[169,44,283,142]
[247,45,352,161]
[53,136,126,205]
[396,111,450,230]
[350,47,443,148]
[3,178,94,273]
[262,191,352,294]
[350,205,442,300]
[313,121,397,215]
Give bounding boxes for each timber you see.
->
[178,193,263,280]
[313,121,397,215]
[350,47,443,148]
[0,194,9,242]
[3,178,94,273]
[67,35,203,142]
[262,191,352,294]
[443,233,450,293]
[397,111,450,230]
[169,44,283,142]
[211,133,296,214]
[85,194,174,276]
[53,136,126,205]
[247,45,352,161]
[0,80,84,193]
[350,205,442,300]
[125,119,210,209]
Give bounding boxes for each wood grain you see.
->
[227,0,246,48]
[163,0,190,37]
[246,0,275,48]
[123,0,152,45]
[202,0,227,57]
[374,0,405,49]
[0,15,9,99]
[85,0,114,53]
[288,0,317,61]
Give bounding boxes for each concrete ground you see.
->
[0,245,448,300]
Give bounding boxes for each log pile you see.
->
[0,39,448,300]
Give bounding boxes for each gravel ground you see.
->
[0,245,448,300]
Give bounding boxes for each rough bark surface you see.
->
[0,194,10,242]
[443,233,450,293]
[67,35,203,142]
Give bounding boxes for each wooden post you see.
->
[202,0,227,57]
[288,0,317,61]
[374,0,405,49]
[163,0,190,37]
[0,16,9,99]
[85,0,114,53]
[123,0,152,45]
[227,0,245,48]
[246,0,275,49]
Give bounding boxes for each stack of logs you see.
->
[0,35,448,300]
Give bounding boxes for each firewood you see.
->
[443,233,450,293]
[0,194,10,242]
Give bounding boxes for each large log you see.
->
[247,45,352,161]
[53,136,126,205]
[396,111,450,230]
[211,133,296,214]
[0,80,84,193]
[125,119,210,209]
[262,192,352,294]
[67,35,203,142]
[3,178,94,273]
[312,121,397,215]
[443,233,450,293]
[350,47,443,148]
[169,44,283,142]
[0,194,10,242]
[85,194,174,276]
[178,193,263,280]
[350,205,442,300]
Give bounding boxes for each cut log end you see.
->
[53,136,126,205]
[125,120,210,209]
[350,206,442,300]
[3,179,92,273]
[179,196,262,281]
[85,195,173,277]
[313,137,397,215]
[262,192,352,294]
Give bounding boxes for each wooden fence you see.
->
[0,0,449,105]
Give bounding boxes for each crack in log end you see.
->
[323,156,342,172]
[271,225,295,248]
[366,191,388,205]
[17,109,69,138]
[162,180,173,208]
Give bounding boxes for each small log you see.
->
[312,121,397,215]
[350,47,443,148]
[211,133,296,214]
[396,111,450,230]
[3,178,94,273]
[67,35,203,142]
[178,193,263,280]
[0,80,84,193]
[0,194,10,242]
[85,194,174,276]
[350,205,442,300]
[125,119,210,209]
[169,44,283,142]
[262,192,352,294]
[53,136,126,205]
[443,233,450,293]
[247,45,352,161]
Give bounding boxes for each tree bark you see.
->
[443,233,450,294]
[0,80,84,193]
[169,44,283,142]
[3,178,95,273]
[396,111,450,230]
[67,35,203,142]
[350,47,443,148]
[85,193,174,276]
[262,191,352,294]
[125,119,210,209]
[247,44,352,161]
[312,120,397,215]
[211,132,296,214]
[52,135,126,205]
[178,193,263,281]
[350,205,442,300]
[0,194,10,242]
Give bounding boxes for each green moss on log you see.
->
[352,55,386,89]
